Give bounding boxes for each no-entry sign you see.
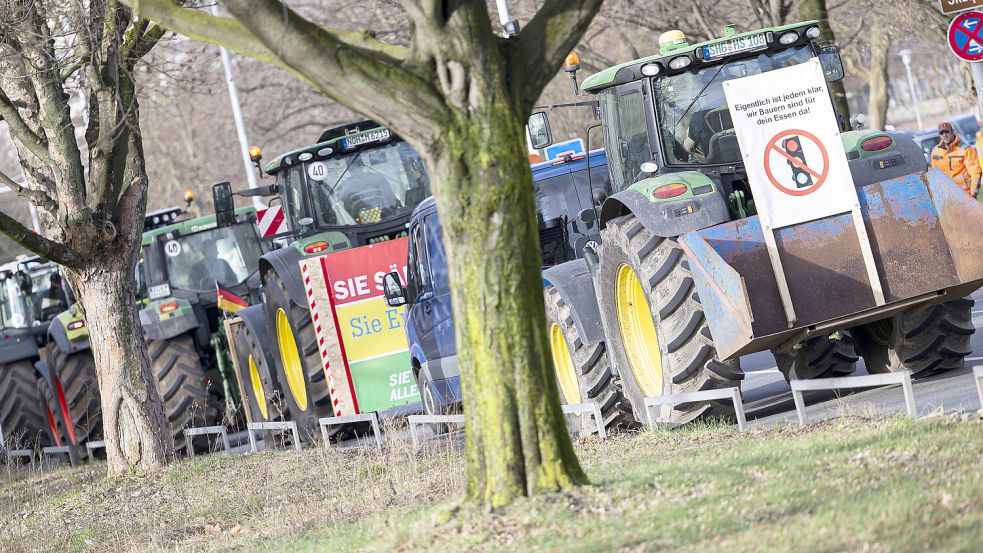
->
[948,11,983,61]
[723,58,856,229]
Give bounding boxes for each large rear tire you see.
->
[148,334,216,454]
[45,343,102,449]
[544,285,633,433]
[853,298,975,377]
[231,320,285,423]
[0,359,49,448]
[773,333,858,381]
[264,270,332,440]
[597,214,742,425]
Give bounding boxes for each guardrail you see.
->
[790,371,916,427]
[247,421,301,452]
[319,414,383,448]
[644,387,748,431]
[183,426,231,456]
[973,365,983,409]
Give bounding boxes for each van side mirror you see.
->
[383,272,407,307]
[819,45,844,82]
[212,181,236,228]
[528,112,553,149]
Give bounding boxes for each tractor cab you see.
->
[0,256,68,339]
[535,22,850,220]
[215,120,431,253]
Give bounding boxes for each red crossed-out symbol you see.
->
[762,129,830,197]
[949,11,983,62]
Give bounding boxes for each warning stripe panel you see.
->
[257,206,287,237]
[301,262,342,416]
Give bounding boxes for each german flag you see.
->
[216,282,249,313]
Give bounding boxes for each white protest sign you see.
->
[724,58,856,229]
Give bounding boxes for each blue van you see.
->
[384,151,611,417]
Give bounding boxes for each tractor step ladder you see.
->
[790,371,916,427]
[183,426,231,456]
[246,421,301,452]
[644,387,748,431]
[41,446,77,467]
[319,414,383,449]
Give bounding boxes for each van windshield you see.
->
[654,45,814,165]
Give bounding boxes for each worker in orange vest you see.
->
[931,121,980,199]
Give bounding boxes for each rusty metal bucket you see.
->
[679,169,983,360]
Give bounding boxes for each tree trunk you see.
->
[425,77,587,510]
[67,263,173,473]
[798,0,851,122]
[865,25,891,131]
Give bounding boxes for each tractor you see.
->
[532,22,981,427]
[213,120,432,438]
[44,206,267,454]
[0,256,70,449]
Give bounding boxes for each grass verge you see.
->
[2,416,981,552]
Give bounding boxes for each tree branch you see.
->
[0,208,77,267]
[512,0,604,110]
[0,88,50,162]
[0,169,57,213]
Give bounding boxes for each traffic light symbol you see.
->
[782,136,813,189]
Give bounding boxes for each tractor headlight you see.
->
[779,31,798,45]
[668,56,692,70]
[805,26,821,39]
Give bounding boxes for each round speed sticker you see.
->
[164,240,182,257]
[307,161,327,181]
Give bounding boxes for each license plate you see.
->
[342,128,391,149]
[148,283,171,300]
[702,33,767,59]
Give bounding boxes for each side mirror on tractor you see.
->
[383,272,407,307]
[528,112,553,149]
[212,181,236,228]
[819,44,844,82]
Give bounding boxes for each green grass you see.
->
[2,416,981,552]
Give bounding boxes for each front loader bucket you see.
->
[679,169,983,360]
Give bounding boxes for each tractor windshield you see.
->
[0,264,65,327]
[309,140,430,227]
[0,276,31,328]
[654,45,814,165]
[161,222,264,292]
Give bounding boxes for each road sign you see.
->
[544,138,584,161]
[939,0,983,16]
[724,58,856,229]
[948,11,983,62]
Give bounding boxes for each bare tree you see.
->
[0,0,173,472]
[128,0,604,508]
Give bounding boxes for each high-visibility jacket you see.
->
[930,136,981,196]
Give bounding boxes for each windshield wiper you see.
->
[321,150,364,200]
[673,60,731,134]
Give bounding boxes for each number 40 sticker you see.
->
[164,240,182,257]
[308,161,327,181]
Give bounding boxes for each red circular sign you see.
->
[762,129,830,197]
[948,11,983,62]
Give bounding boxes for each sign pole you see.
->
[971,61,983,120]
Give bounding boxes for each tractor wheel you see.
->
[597,214,742,425]
[853,298,975,377]
[773,333,858,381]
[264,270,333,440]
[148,334,216,454]
[231,321,285,423]
[544,285,633,434]
[0,359,50,448]
[46,343,102,450]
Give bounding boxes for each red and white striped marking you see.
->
[302,262,342,416]
[257,205,286,238]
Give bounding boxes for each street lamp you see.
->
[899,49,924,130]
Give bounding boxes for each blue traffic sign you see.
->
[544,138,585,161]
[948,11,983,61]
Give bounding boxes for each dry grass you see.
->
[2,415,982,552]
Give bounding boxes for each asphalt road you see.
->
[739,287,983,427]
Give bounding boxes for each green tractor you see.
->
[0,256,70,449]
[539,23,981,428]
[44,206,267,454]
[213,120,431,438]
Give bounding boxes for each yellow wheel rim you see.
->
[276,308,308,411]
[614,264,664,396]
[248,354,269,420]
[550,323,580,404]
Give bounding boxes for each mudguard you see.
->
[47,312,91,356]
[140,298,199,341]
[679,169,983,360]
[236,304,275,362]
[260,246,307,307]
[599,188,731,237]
[0,327,39,365]
[845,131,926,187]
[542,260,605,345]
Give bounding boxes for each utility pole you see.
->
[899,49,924,130]
[212,4,264,209]
[494,0,520,38]
[970,62,983,123]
